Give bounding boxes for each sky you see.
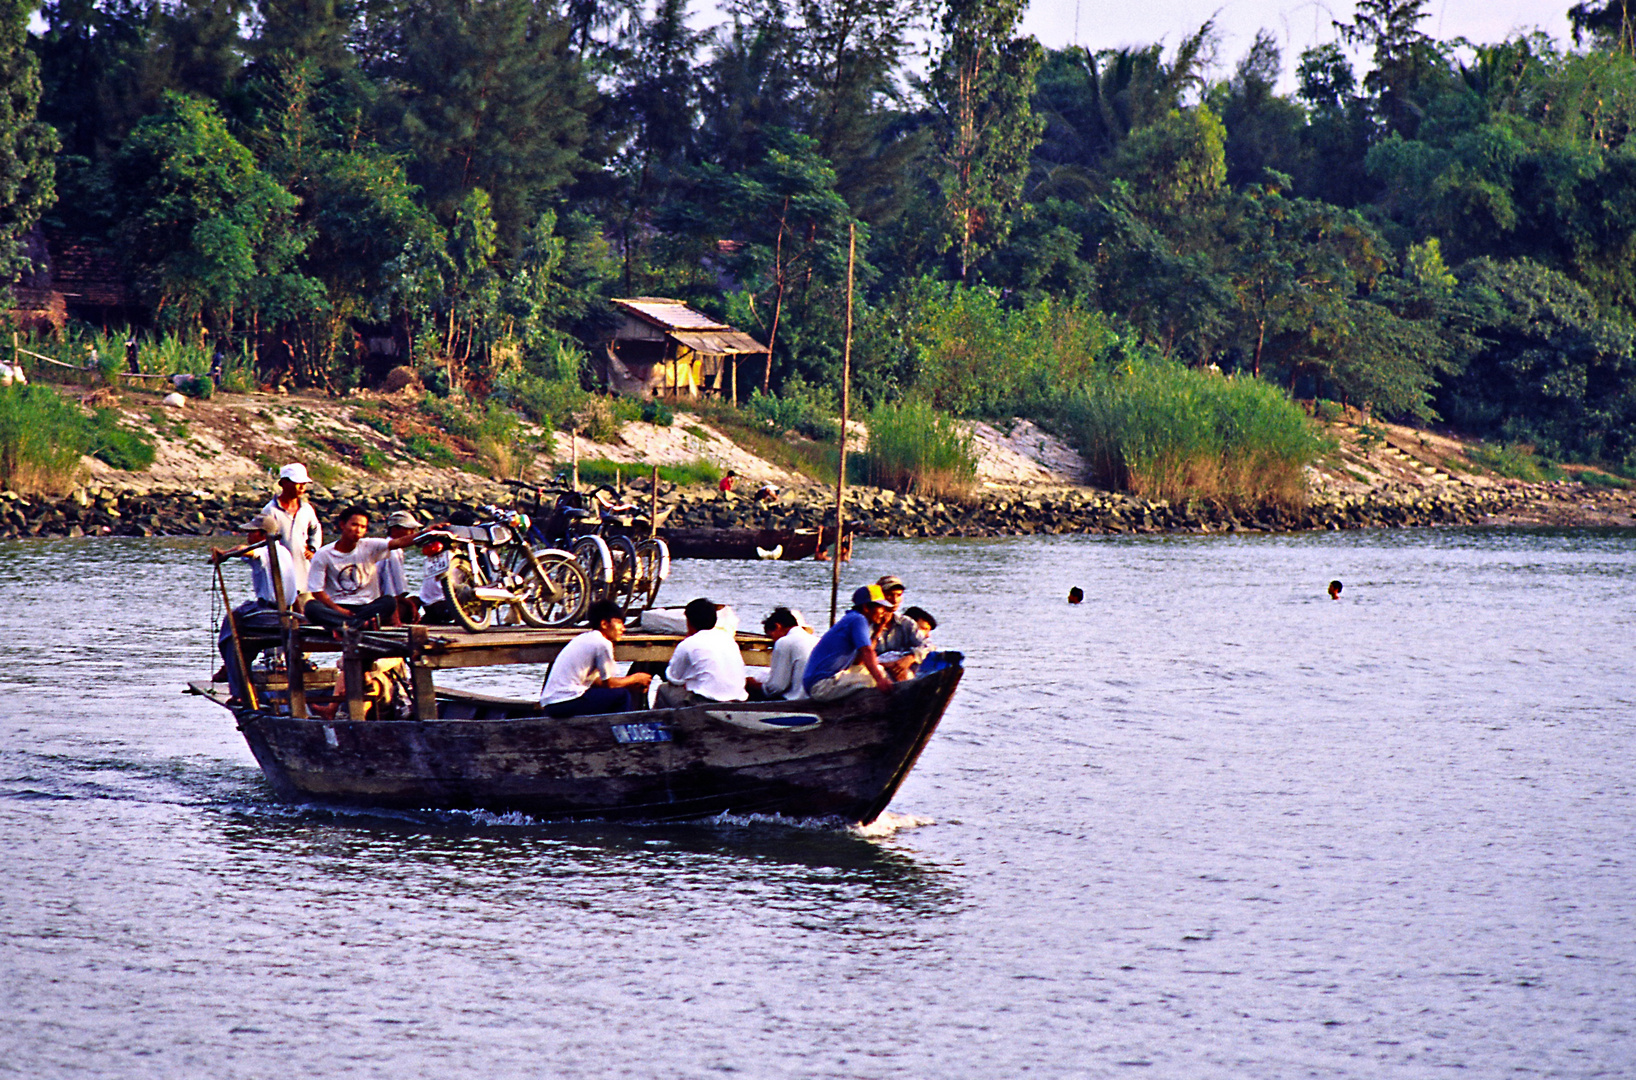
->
[1017,0,1576,89]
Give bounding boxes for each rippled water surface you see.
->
[3,529,1634,1078]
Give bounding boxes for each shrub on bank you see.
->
[854,398,978,499]
[0,385,156,492]
[1061,363,1326,510]
[566,457,721,488]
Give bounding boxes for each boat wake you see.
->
[851,811,936,838]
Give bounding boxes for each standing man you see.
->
[538,600,654,717]
[802,585,897,701]
[305,506,422,629]
[748,607,816,700]
[262,462,322,591]
[657,598,748,707]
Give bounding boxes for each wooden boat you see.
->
[194,623,961,825]
[659,525,843,561]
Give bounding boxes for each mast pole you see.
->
[829,223,855,626]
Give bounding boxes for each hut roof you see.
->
[611,297,766,355]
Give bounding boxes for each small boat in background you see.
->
[660,525,843,561]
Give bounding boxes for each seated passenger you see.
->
[747,607,816,700]
[873,574,928,679]
[379,510,421,624]
[801,585,897,702]
[304,506,424,629]
[656,597,749,708]
[211,514,302,705]
[538,600,654,718]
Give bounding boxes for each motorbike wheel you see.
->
[571,535,613,601]
[441,553,495,632]
[606,535,639,615]
[528,550,592,626]
[633,537,670,610]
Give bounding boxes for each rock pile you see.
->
[0,476,1560,543]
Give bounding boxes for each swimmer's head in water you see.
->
[1328,580,1343,599]
[1068,587,1084,604]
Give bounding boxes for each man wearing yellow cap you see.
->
[801,585,897,701]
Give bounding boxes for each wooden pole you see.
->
[829,223,855,627]
[650,463,659,539]
[571,427,579,492]
[266,536,306,718]
[214,561,258,712]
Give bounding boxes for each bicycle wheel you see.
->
[529,550,592,626]
[441,553,495,631]
[606,534,639,615]
[571,535,613,601]
[634,537,671,610]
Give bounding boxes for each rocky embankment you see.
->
[5,472,1622,543]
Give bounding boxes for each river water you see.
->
[2,529,1633,1078]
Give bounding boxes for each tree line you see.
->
[4,0,1636,468]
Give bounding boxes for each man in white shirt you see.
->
[748,607,816,700]
[211,514,301,705]
[305,506,423,629]
[261,462,323,591]
[657,597,748,708]
[538,600,654,718]
[378,510,421,624]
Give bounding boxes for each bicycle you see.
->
[434,506,591,631]
[506,480,671,615]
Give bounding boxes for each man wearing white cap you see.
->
[261,462,322,589]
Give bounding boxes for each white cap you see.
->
[278,463,311,484]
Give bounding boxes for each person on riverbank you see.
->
[305,506,424,629]
[719,469,737,494]
[657,598,748,707]
[539,600,655,718]
[211,513,301,705]
[803,585,896,701]
[262,463,322,591]
[748,607,816,700]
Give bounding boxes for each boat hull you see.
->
[658,526,836,561]
[233,664,960,824]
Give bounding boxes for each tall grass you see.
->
[0,385,87,492]
[1060,363,1327,510]
[853,398,978,499]
[568,457,722,488]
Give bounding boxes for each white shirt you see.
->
[379,550,409,597]
[761,627,816,699]
[241,541,300,605]
[665,628,748,702]
[261,497,322,588]
[540,630,616,705]
[419,550,450,605]
[308,538,393,603]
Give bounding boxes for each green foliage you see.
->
[108,92,315,332]
[404,433,457,467]
[1060,362,1328,510]
[859,281,1126,417]
[491,370,587,428]
[640,398,674,426]
[1465,441,1561,482]
[85,408,156,470]
[854,398,978,498]
[569,457,722,488]
[0,383,86,490]
[0,0,58,276]
[745,374,839,439]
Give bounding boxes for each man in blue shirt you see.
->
[802,585,898,701]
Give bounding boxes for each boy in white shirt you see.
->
[306,506,424,629]
[657,597,748,707]
[747,607,815,700]
[538,600,654,717]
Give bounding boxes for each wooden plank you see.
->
[408,626,437,721]
[342,626,366,721]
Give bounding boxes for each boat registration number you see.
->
[611,722,672,744]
